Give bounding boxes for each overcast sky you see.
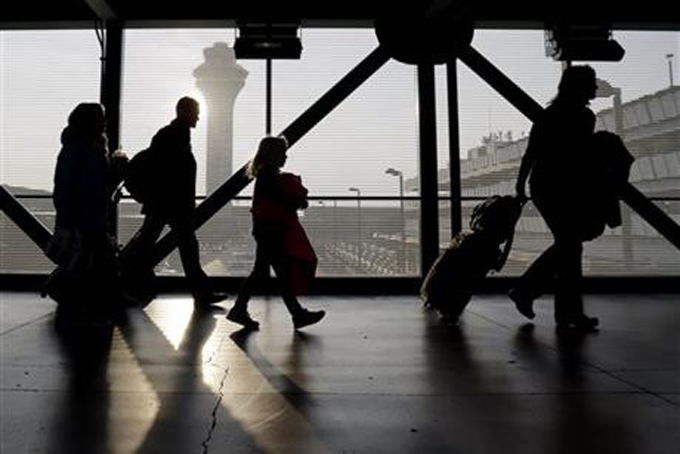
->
[1,28,678,195]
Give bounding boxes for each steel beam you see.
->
[100,21,123,152]
[0,186,53,253]
[459,45,544,123]
[418,63,440,274]
[621,185,680,250]
[446,59,463,236]
[280,45,391,147]
[100,21,123,240]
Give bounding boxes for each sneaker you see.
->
[292,309,326,330]
[226,308,260,330]
[194,292,228,308]
[509,287,535,320]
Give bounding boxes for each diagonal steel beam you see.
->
[0,185,53,253]
[621,185,680,250]
[459,45,544,123]
[460,45,680,251]
[278,46,391,147]
[134,45,391,267]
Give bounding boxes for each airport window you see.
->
[119,28,423,277]
[1,27,678,277]
[0,30,101,273]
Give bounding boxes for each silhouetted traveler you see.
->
[47,102,127,326]
[124,97,226,309]
[226,136,325,330]
[511,65,601,334]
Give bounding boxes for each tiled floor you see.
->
[1,291,679,453]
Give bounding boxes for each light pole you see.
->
[386,167,406,274]
[348,187,362,268]
[666,53,675,87]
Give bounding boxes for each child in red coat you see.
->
[227,136,325,330]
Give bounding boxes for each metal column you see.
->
[417,63,440,274]
[100,21,123,152]
[0,186,53,253]
[99,20,123,241]
[446,59,462,236]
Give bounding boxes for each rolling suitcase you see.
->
[421,195,524,323]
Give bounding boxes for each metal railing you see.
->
[2,192,679,277]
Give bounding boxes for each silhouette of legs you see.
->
[227,245,270,330]
[510,244,557,319]
[130,215,165,264]
[552,236,583,324]
[512,195,597,331]
[50,230,122,328]
[170,219,215,302]
[123,214,224,307]
[120,215,164,302]
[228,237,324,330]
[123,214,164,283]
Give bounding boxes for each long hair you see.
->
[61,103,108,150]
[247,136,289,179]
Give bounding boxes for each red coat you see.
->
[251,171,317,293]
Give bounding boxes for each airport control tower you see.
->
[193,42,248,194]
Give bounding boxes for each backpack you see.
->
[470,195,523,241]
[124,148,156,204]
[469,195,524,271]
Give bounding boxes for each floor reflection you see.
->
[229,329,318,411]
[421,311,525,453]
[115,305,237,454]
[15,294,672,454]
[512,322,641,453]
[115,300,329,453]
[223,326,330,453]
[49,311,114,454]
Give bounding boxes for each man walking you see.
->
[124,96,226,309]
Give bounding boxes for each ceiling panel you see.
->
[1,1,678,29]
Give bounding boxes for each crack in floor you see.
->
[200,329,233,454]
[200,363,230,454]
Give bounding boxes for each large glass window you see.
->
[2,27,678,278]
[120,28,421,277]
[0,30,101,273]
